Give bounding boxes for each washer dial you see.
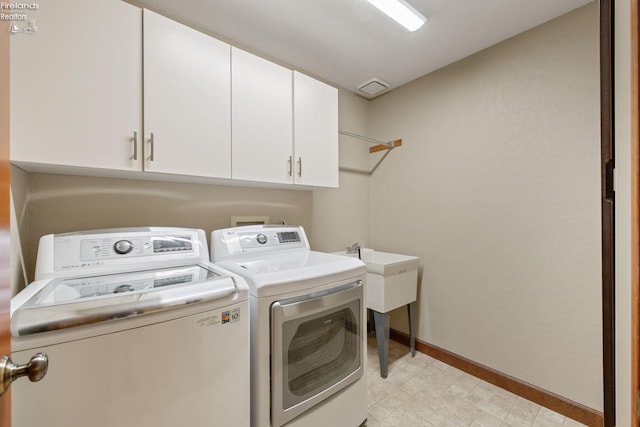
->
[256,234,268,244]
[114,240,133,254]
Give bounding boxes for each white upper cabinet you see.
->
[293,72,339,188]
[11,3,338,188]
[231,49,339,188]
[10,0,143,171]
[143,10,231,178]
[231,48,293,185]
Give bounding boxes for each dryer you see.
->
[211,225,367,427]
[11,227,250,427]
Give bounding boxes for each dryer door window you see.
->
[285,304,359,398]
[270,280,363,427]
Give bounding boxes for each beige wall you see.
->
[614,0,632,424]
[14,172,313,284]
[311,89,371,252]
[367,4,602,410]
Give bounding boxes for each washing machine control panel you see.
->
[78,235,194,261]
[46,228,206,273]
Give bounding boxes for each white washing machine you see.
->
[11,227,250,427]
[211,225,367,427]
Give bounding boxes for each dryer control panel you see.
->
[239,230,300,249]
[211,225,310,260]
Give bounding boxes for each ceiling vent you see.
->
[357,77,391,97]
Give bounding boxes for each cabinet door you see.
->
[10,0,142,171]
[293,72,339,188]
[143,10,231,178]
[231,48,293,184]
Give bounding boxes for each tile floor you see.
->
[365,337,587,427]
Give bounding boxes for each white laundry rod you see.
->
[338,130,402,153]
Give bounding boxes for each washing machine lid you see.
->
[217,251,365,297]
[12,264,238,336]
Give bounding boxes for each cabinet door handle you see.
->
[288,156,293,177]
[297,157,302,178]
[132,131,138,160]
[149,132,155,161]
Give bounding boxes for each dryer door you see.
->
[271,280,363,427]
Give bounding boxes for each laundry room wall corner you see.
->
[10,165,29,295]
[311,89,371,253]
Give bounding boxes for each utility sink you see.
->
[360,249,417,273]
[356,249,419,313]
[335,248,420,378]
[334,249,419,312]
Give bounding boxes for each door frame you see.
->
[0,14,12,427]
[631,0,640,425]
[601,0,616,426]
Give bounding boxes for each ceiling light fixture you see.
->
[365,0,427,32]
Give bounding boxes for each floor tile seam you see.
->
[474,408,513,427]
[469,393,518,416]
[504,402,542,425]
[466,397,513,421]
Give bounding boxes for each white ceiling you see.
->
[134,0,593,97]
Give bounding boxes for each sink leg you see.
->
[373,310,390,378]
[407,302,416,357]
[367,309,375,336]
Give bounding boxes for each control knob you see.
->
[256,234,268,245]
[114,240,133,254]
[114,284,134,293]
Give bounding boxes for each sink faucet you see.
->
[346,242,361,257]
